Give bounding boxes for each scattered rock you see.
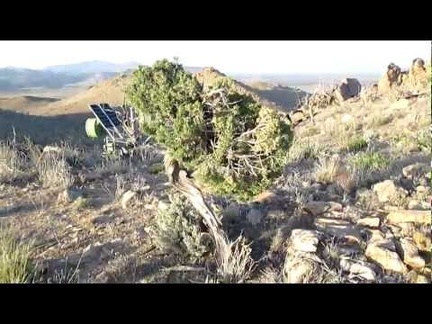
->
[340,258,376,281]
[58,187,83,203]
[157,199,171,211]
[415,185,428,194]
[93,271,111,283]
[283,253,322,283]
[357,217,380,228]
[407,200,422,210]
[342,206,363,223]
[43,145,63,154]
[284,214,315,232]
[399,238,426,269]
[334,78,362,101]
[416,275,430,284]
[335,244,363,256]
[290,229,320,253]
[303,201,343,216]
[398,222,415,237]
[402,163,430,179]
[386,224,402,238]
[372,180,407,203]
[412,231,431,252]
[407,200,425,210]
[246,208,265,226]
[121,190,137,210]
[314,218,361,242]
[91,214,116,227]
[365,239,407,273]
[386,210,431,225]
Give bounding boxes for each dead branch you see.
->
[163,154,256,282]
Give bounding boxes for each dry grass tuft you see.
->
[215,234,256,283]
[0,229,34,283]
[314,155,341,184]
[287,139,327,163]
[0,141,27,183]
[36,153,74,189]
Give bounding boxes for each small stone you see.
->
[93,271,110,283]
[303,201,343,216]
[415,185,428,194]
[365,240,407,273]
[340,258,376,281]
[372,180,407,203]
[314,218,362,242]
[246,209,265,225]
[121,190,137,210]
[386,210,431,225]
[398,222,415,237]
[399,238,426,269]
[290,229,320,253]
[283,254,321,283]
[157,199,171,211]
[357,217,380,228]
[402,163,430,179]
[412,231,431,252]
[407,200,424,210]
[284,214,315,232]
[386,225,402,238]
[416,275,430,284]
[91,214,116,227]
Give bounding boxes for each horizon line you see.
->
[0,60,384,76]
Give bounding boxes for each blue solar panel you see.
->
[89,104,121,128]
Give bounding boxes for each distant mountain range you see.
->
[0,61,138,92]
[0,60,381,93]
[0,61,213,92]
[43,60,141,74]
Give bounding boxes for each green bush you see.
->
[344,136,368,153]
[349,152,391,172]
[127,59,293,201]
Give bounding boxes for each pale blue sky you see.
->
[0,41,430,74]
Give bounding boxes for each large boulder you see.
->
[378,63,402,93]
[406,57,429,90]
[334,78,362,102]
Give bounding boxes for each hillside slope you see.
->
[37,74,132,116]
[0,95,60,113]
[34,67,307,116]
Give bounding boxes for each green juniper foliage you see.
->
[127,59,293,201]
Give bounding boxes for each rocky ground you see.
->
[0,73,431,283]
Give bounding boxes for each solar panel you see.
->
[89,104,121,128]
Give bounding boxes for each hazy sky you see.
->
[0,41,430,74]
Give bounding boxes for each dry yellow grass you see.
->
[0,229,34,283]
[314,156,341,184]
